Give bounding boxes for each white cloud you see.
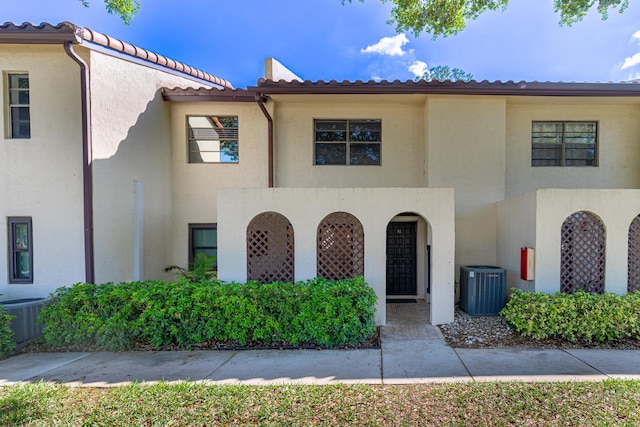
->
[408,60,429,77]
[622,52,640,70]
[361,34,411,56]
[621,30,640,70]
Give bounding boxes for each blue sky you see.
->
[4,0,640,88]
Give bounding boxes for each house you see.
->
[2,22,640,326]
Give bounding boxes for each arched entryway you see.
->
[560,210,606,294]
[246,211,295,283]
[629,214,640,293]
[385,213,431,299]
[317,212,364,279]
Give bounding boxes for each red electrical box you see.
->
[520,247,535,281]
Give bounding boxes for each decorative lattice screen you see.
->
[246,212,294,283]
[317,212,364,280]
[560,211,605,294]
[629,215,640,293]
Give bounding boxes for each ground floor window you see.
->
[8,217,32,283]
[189,223,217,269]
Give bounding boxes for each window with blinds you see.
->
[531,121,597,167]
[314,119,381,165]
[187,116,238,163]
[7,73,30,139]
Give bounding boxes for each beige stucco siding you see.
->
[217,187,455,325]
[496,191,537,292]
[506,101,640,197]
[272,95,427,188]
[88,48,215,284]
[497,189,640,295]
[169,102,268,269]
[426,96,507,272]
[534,189,640,294]
[0,44,84,298]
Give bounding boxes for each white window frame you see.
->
[187,115,238,163]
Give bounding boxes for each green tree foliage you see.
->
[344,0,629,38]
[80,0,140,25]
[416,65,474,82]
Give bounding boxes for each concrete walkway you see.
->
[1,302,640,386]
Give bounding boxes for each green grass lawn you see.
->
[2,380,640,426]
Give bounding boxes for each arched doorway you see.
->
[386,213,431,299]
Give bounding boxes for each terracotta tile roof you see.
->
[248,78,640,97]
[162,78,640,101]
[0,22,232,89]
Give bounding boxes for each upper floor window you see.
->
[531,121,597,167]
[8,217,33,283]
[187,116,238,163]
[314,119,381,165]
[7,73,30,139]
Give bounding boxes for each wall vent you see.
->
[459,266,506,316]
[1,298,47,343]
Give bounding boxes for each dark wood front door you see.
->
[386,222,417,295]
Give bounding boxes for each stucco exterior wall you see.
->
[506,100,640,198]
[217,187,455,325]
[426,96,507,274]
[496,191,537,293]
[0,44,84,299]
[169,102,268,268]
[88,48,217,284]
[272,95,427,188]
[534,189,640,294]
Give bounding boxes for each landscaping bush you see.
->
[38,277,377,350]
[500,289,640,342]
[0,299,16,357]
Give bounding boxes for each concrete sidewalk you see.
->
[2,301,640,386]
[0,325,640,387]
[1,334,640,386]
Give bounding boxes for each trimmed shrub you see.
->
[500,290,640,342]
[38,277,377,350]
[0,300,16,357]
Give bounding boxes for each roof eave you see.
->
[248,80,640,97]
[0,22,81,44]
[161,88,256,102]
[0,33,80,43]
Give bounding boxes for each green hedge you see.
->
[38,277,377,350]
[0,300,16,357]
[500,290,640,342]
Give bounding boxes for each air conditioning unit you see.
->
[1,298,48,343]
[459,265,506,316]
